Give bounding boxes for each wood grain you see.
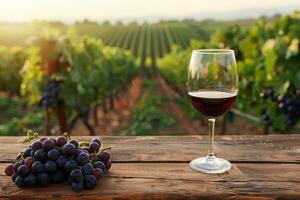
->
[0,135,299,163]
[0,135,299,199]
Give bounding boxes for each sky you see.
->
[0,0,300,22]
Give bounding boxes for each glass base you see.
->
[190,155,231,174]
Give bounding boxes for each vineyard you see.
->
[0,12,299,136]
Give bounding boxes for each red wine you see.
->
[188,90,237,117]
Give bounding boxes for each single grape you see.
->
[70,169,83,183]
[72,181,84,192]
[38,172,50,185]
[5,164,14,176]
[24,157,35,169]
[50,138,57,145]
[56,136,67,147]
[83,148,90,154]
[32,161,45,173]
[52,170,65,183]
[42,139,55,150]
[84,175,97,189]
[34,149,47,161]
[99,151,110,163]
[62,143,76,156]
[15,176,24,187]
[91,138,101,146]
[76,152,89,166]
[47,149,60,161]
[24,173,37,186]
[82,163,93,175]
[105,159,111,171]
[64,160,78,172]
[17,165,29,177]
[45,161,58,172]
[93,161,106,172]
[23,148,32,158]
[89,142,100,153]
[31,141,42,151]
[92,168,103,180]
[69,139,79,148]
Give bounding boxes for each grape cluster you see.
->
[39,80,60,109]
[260,88,300,128]
[4,134,111,192]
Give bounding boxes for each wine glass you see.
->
[187,49,239,174]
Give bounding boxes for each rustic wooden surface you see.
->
[0,135,300,199]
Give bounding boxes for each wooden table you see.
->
[0,135,300,199]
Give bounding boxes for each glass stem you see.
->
[208,118,215,157]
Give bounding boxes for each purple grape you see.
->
[99,151,110,163]
[84,175,97,189]
[62,143,76,156]
[56,136,67,147]
[91,138,101,146]
[39,137,48,142]
[89,142,100,153]
[5,164,14,176]
[92,168,103,180]
[70,169,83,183]
[31,141,42,151]
[72,181,84,192]
[93,161,106,172]
[69,139,79,148]
[23,148,32,158]
[24,173,37,186]
[42,139,55,150]
[76,152,89,165]
[17,165,29,177]
[47,149,60,161]
[105,159,111,171]
[82,163,93,175]
[24,157,35,169]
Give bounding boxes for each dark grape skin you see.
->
[24,173,37,186]
[38,172,50,185]
[23,148,32,158]
[31,141,42,151]
[45,161,58,172]
[92,168,103,180]
[105,159,112,171]
[70,169,83,183]
[93,161,106,172]
[17,165,30,177]
[15,176,25,187]
[64,160,78,172]
[99,151,110,163]
[5,164,14,176]
[56,136,67,147]
[69,139,79,148]
[42,139,56,151]
[76,152,89,166]
[89,142,100,153]
[12,173,18,182]
[32,161,45,173]
[34,149,47,161]
[74,149,83,158]
[82,163,93,175]
[84,175,97,189]
[62,143,77,156]
[72,181,84,192]
[24,157,35,169]
[56,155,67,168]
[47,149,60,161]
[91,138,101,146]
[52,170,65,183]
[13,162,21,173]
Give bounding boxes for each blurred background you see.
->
[0,0,299,136]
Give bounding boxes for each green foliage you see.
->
[21,33,138,113]
[157,12,300,131]
[0,97,44,135]
[0,46,26,94]
[121,80,176,135]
